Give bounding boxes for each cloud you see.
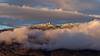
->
[0,20,100,50]
[0,0,100,11]
[0,0,100,14]
[0,27,29,44]
[0,5,90,20]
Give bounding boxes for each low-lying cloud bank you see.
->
[0,20,100,50]
[1,4,100,20]
[0,4,90,19]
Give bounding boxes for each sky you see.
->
[0,0,100,19]
[0,0,100,50]
[0,0,100,12]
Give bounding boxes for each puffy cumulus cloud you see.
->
[0,27,30,44]
[0,31,15,44]
[13,27,30,43]
[0,20,100,50]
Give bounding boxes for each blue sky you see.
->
[0,0,100,15]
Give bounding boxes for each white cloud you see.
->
[0,20,100,50]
